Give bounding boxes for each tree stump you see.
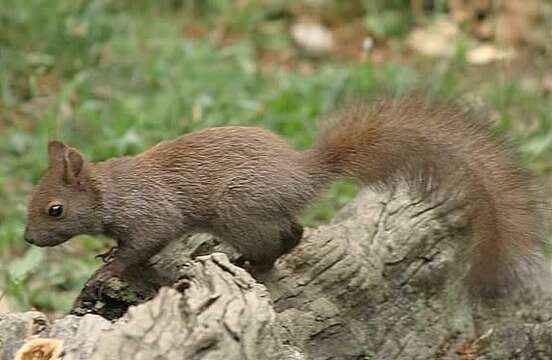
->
[2,187,552,359]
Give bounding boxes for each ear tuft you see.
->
[48,141,67,167]
[47,140,87,185]
[65,148,85,179]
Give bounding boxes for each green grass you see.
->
[1,0,551,314]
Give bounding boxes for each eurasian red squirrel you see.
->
[24,96,547,295]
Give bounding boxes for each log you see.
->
[1,187,552,359]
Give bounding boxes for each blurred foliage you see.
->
[0,0,551,314]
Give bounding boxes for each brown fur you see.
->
[308,97,546,295]
[25,96,546,295]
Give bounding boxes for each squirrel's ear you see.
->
[48,140,67,168]
[47,140,86,185]
[62,147,86,185]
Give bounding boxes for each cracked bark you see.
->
[2,187,552,359]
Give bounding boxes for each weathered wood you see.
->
[2,188,552,359]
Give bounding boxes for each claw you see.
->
[96,247,118,263]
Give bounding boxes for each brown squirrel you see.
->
[24,96,546,295]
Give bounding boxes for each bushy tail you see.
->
[307,96,546,295]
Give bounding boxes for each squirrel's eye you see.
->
[48,204,64,218]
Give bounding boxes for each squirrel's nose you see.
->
[24,227,35,245]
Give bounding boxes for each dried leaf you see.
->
[466,44,515,65]
[407,19,459,57]
[15,338,63,360]
[290,21,334,55]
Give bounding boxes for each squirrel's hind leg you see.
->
[216,217,304,272]
[281,219,303,254]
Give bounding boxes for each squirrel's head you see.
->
[24,141,102,247]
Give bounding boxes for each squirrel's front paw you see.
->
[95,247,118,263]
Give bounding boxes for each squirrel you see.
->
[24,96,546,296]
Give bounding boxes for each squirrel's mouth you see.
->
[24,229,70,247]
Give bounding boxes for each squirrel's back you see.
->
[306,97,547,295]
[132,126,317,218]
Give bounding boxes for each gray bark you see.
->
[2,188,552,359]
